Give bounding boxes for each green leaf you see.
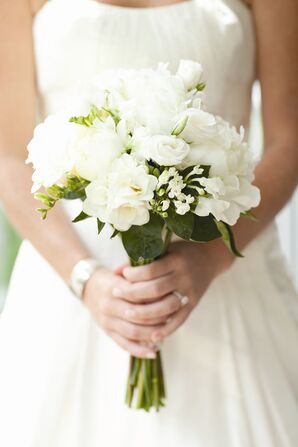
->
[110,228,120,239]
[34,193,56,208]
[72,211,90,223]
[97,219,105,235]
[191,214,221,242]
[165,208,194,240]
[122,213,164,262]
[37,208,48,220]
[215,221,243,257]
[241,210,258,222]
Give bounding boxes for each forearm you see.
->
[0,155,91,282]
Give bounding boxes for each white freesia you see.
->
[136,135,190,166]
[83,154,158,231]
[26,113,80,192]
[177,60,203,91]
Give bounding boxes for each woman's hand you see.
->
[115,239,234,344]
[82,266,185,359]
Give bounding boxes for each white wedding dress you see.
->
[0,0,297,445]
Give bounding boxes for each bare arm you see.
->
[0,0,91,282]
[231,0,298,254]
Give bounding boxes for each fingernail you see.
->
[112,287,122,297]
[151,332,162,343]
[146,352,157,359]
[125,309,136,317]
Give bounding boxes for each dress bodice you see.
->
[32,0,255,129]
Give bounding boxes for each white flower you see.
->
[83,154,158,231]
[195,175,260,225]
[178,108,217,145]
[161,200,170,211]
[71,123,124,181]
[175,201,191,215]
[177,60,203,91]
[137,135,190,166]
[26,113,80,192]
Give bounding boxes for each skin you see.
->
[0,0,297,359]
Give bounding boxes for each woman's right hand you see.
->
[82,267,181,359]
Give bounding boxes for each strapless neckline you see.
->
[33,0,251,21]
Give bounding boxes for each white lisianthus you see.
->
[177,108,217,144]
[83,154,158,231]
[137,135,190,166]
[177,60,203,91]
[26,113,80,192]
[71,122,124,181]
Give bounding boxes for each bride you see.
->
[0,0,297,445]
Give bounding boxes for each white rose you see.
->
[137,135,190,166]
[71,123,124,181]
[83,154,158,231]
[177,60,203,91]
[26,113,80,192]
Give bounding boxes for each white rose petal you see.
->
[137,135,190,166]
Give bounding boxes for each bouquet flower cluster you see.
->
[27,60,260,411]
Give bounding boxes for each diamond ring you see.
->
[173,290,189,307]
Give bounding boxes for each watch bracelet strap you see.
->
[69,258,102,300]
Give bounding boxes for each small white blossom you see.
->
[161,200,170,211]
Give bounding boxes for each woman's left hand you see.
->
[113,239,233,344]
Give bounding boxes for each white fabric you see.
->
[0,0,298,446]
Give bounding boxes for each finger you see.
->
[118,293,183,325]
[150,305,191,342]
[113,263,129,276]
[112,274,176,302]
[122,254,175,282]
[107,317,164,343]
[107,331,157,359]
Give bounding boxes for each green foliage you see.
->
[241,210,258,222]
[110,228,120,239]
[122,214,164,263]
[165,208,194,240]
[72,211,90,223]
[215,221,243,257]
[196,82,206,91]
[35,175,89,219]
[191,215,221,242]
[97,219,105,235]
[69,104,104,127]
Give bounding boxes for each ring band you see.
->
[173,290,189,307]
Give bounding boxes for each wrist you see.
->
[69,257,102,301]
[204,238,235,279]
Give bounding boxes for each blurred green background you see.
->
[0,210,21,310]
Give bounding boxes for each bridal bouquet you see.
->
[27,60,260,411]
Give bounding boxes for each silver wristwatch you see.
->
[69,258,101,300]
